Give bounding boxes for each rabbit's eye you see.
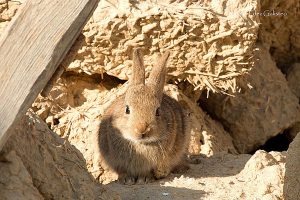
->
[156,108,160,116]
[125,105,130,114]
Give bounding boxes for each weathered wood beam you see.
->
[0,0,99,150]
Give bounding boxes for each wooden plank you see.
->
[0,0,99,150]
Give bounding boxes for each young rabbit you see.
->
[98,48,190,184]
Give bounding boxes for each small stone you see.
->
[162,192,169,196]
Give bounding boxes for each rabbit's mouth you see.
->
[122,132,160,144]
[120,124,163,144]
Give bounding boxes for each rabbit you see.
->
[97,48,190,184]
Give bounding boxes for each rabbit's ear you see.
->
[131,48,145,85]
[148,51,170,100]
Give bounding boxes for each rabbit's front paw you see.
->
[136,175,154,184]
[153,167,171,179]
[187,154,203,164]
[118,175,153,185]
[118,175,136,185]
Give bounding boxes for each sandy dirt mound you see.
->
[1,111,118,200]
[61,0,259,94]
[200,45,300,153]
[0,151,44,200]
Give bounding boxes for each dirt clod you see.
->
[284,133,300,200]
[200,45,300,153]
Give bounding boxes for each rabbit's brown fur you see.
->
[98,49,190,184]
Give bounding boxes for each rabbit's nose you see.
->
[134,122,150,138]
[141,127,151,139]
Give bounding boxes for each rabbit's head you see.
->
[119,48,170,144]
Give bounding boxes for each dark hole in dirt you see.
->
[252,132,292,154]
[63,72,126,89]
[197,98,218,120]
[198,91,293,153]
[233,39,239,45]
[200,139,204,145]
[53,118,60,125]
[101,73,126,90]
[197,91,232,134]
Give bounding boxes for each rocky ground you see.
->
[105,151,286,200]
[1,0,300,200]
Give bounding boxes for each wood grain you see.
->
[0,0,99,150]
